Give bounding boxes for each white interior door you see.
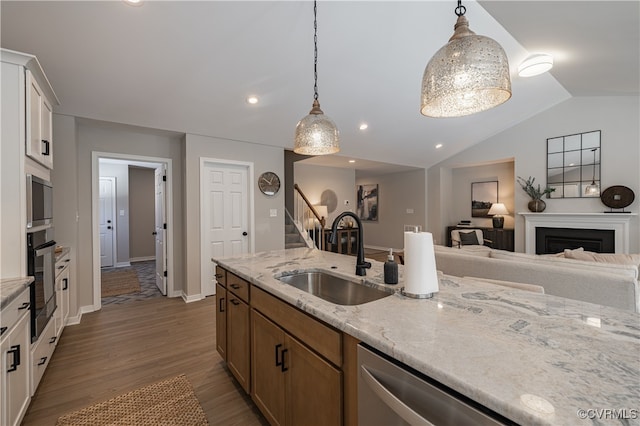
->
[154,166,167,295]
[201,162,250,296]
[99,177,116,267]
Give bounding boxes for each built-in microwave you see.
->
[26,174,53,229]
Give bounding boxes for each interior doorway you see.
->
[92,152,174,310]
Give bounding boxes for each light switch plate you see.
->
[119,209,125,216]
[406,208,414,214]
[270,209,277,217]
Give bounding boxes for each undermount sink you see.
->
[277,271,393,306]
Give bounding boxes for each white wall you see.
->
[357,169,426,250]
[184,134,284,298]
[451,161,515,229]
[293,163,356,225]
[428,96,640,253]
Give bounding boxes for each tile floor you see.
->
[101,260,163,305]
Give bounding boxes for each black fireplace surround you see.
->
[536,227,615,254]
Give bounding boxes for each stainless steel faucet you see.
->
[329,212,371,276]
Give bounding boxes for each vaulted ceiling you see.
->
[2,1,637,170]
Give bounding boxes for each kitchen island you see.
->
[213,247,639,425]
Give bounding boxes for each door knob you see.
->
[152,231,157,235]
[107,226,112,230]
[242,232,248,236]
[107,220,111,224]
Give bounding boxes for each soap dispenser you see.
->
[384,249,398,284]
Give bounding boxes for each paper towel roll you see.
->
[403,231,439,296]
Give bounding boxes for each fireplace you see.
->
[535,227,615,254]
[519,212,635,254]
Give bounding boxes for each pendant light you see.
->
[421,0,512,118]
[294,0,339,155]
[585,148,599,196]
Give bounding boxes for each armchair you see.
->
[451,229,492,248]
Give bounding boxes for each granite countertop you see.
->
[55,245,71,262]
[214,247,640,426]
[0,276,34,310]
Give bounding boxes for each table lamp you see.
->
[488,203,509,229]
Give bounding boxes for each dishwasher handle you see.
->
[360,364,435,426]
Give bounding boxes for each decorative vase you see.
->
[528,199,546,212]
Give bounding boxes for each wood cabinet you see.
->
[26,70,54,170]
[215,266,250,393]
[0,286,32,426]
[446,226,514,252]
[251,286,342,426]
[324,228,359,256]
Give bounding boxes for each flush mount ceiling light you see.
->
[294,1,339,156]
[420,0,511,118]
[123,0,143,6]
[246,96,259,105]
[518,53,554,77]
[359,123,368,130]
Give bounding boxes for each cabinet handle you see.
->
[0,326,7,336]
[49,336,57,344]
[65,259,71,263]
[219,297,225,313]
[230,283,240,290]
[57,265,65,270]
[215,273,223,279]
[230,299,240,306]
[280,348,288,372]
[275,343,283,368]
[18,302,30,310]
[63,278,69,290]
[38,356,48,366]
[42,140,50,156]
[7,345,20,372]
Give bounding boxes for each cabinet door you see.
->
[26,70,43,165]
[1,313,31,426]
[227,295,250,393]
[40,96,53,169]
[251,310,285,426]
[286,335,342,426]
[215,283,227,360]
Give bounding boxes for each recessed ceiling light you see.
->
[435,143,443,149]
[123,0,143,6]
[348,160,356,163]
[518,54,554,77]
[246,96,259,105]
[359,123,368,130]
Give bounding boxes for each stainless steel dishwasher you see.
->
[358,344,514,425]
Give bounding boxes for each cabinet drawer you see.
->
[252,286,342,367]
[227,272,249,303]
[215,266,226,288]
[1,287,31,338]
[55,253,71,278]
[31,319,57,393]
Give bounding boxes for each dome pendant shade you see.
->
[421,15,512,118]
[294,99,340,155]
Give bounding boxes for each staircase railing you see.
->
[293,184,326,250]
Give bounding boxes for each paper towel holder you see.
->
[400,287,434,299]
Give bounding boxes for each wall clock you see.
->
[258,171,280,196]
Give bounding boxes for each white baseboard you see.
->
[130,256,155,263]
[115,261,131,268]
[66,304,95,325]
[181,292,204,303]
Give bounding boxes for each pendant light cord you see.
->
[455,0,466,17]
[313,0,319,101]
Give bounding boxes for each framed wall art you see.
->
[357,184,378,221]
[471,181,498,218]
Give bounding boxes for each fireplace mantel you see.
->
[518,212,637,254]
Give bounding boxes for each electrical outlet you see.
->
[406,208,414,214]
[270,209,277,217]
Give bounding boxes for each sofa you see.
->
[433,245,640,313]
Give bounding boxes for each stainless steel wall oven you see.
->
[27,228,57,343]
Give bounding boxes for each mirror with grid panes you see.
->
[547,130,601,198]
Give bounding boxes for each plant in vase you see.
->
[517,176,555,212]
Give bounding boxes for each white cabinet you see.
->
[1,287,32,426]
[54,252,71,338]
[26,70,54,169]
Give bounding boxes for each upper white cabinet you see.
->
[26,70,54,169]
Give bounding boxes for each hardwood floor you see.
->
[22,296,268,426]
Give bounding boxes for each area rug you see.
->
[56,374,209,425]
[101,268,141,298]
